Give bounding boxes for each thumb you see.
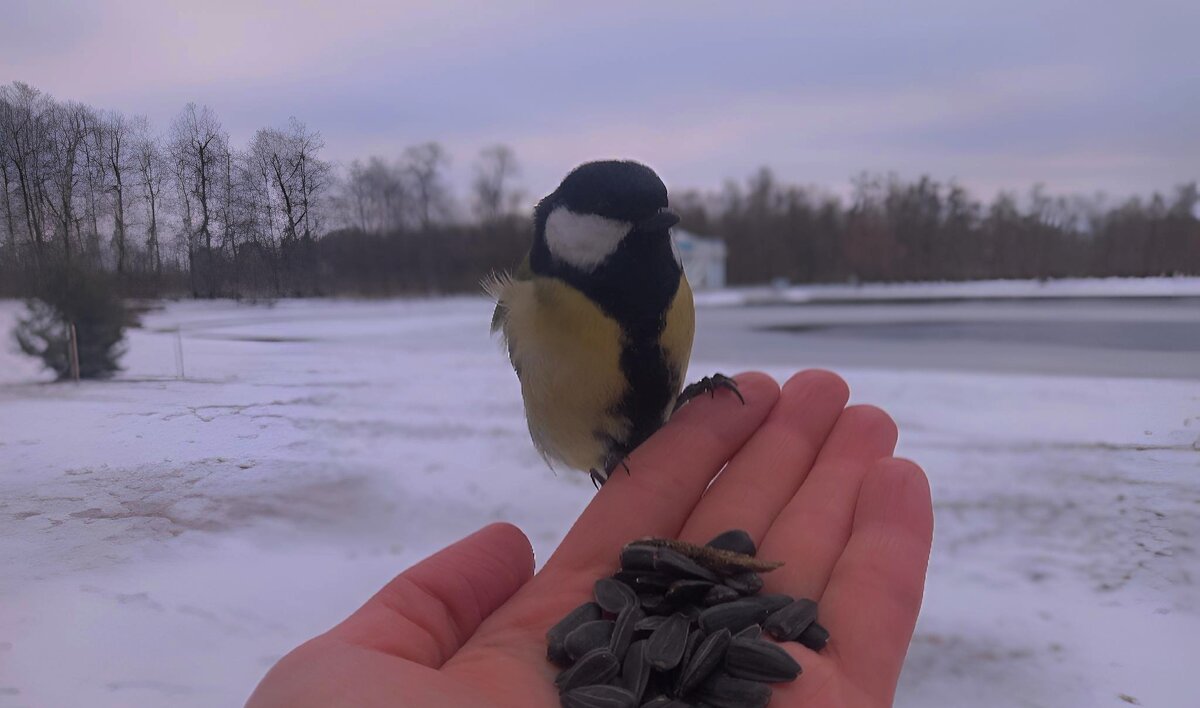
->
[329,522,535,667]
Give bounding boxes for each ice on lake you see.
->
[0,293,1197,707]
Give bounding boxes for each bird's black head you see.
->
[530,160,680,275]
[529,160,684,331]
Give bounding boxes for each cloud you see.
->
[3,0,1196,198]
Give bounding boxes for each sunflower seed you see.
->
[697,599,769,635]
[595,578,639,614]
[695,673,772,708]
[635,614,668,633]
[677,627,732,695]
[744,593,794,615]
[645,613,690,670]
[724,637,802,683]
[620,639,651,700]
[566,620,616,662]
[653,548,721,583]
[679,626,704,674]
[639,593,672,615]
[723,571,763,596]
[548,602,604,666]
[701,585,741,607]
[634,573,676,592]
[665,579,714,603]
[611,571,643,587]
[556,648,620,691]
[638,698,674,708]
[797,621,830,652]
[705,530,757,557]
[560,684,639,708]
[620,543,659,572]
[610,604,644,658]
[763,598,817,641]
[734,624,762,640]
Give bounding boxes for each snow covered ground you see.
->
[0,295,1197,708]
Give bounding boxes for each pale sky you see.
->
[3,0,1197,203]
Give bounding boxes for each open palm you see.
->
[248,370,933,708]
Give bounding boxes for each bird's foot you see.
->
[590,457,631,489]
[673,373,745,413]
[589,468,609,489]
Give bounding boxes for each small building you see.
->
[672,229,728,289]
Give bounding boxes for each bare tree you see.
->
[472,144,522,223]
[0,82,51,271]
[42,100,92,263]
[401,141,450,229]
[170,103,228,297]
[132,117,165,277]
[102,110,133,276]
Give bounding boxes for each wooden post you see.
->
[175,328,186,380]
[68,322,80,383]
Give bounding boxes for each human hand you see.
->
[247,370,933,708]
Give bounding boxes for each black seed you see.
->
[695,673,772,708]
[610,604,644,659]
[677,627,732,695]
[595,578,639,614]
[701,585,741,607]
[620,543,659,572]
[679,627,704,675]
[620,640,651,700]
[797,620,830,652]
[645,613,690,670]
[744,593,794,615]
[634,573,676,592]
[549,602,603,666]
[556,648,620,691]
[705,530,757,557]
[724,637,802,683]
[639,593,673,615]
[734,624,762,641]
[665,579,714,603]
[611,571,643,588]
[653,548,721,583]
[679,603,702,622]
[697,599,769,635]
[763,598,817,641]
[560,684,639,708]
[723,572,763,596]
[635,614,668,633]
[566,621,616,662]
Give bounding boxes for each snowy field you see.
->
[1,294,1198,708]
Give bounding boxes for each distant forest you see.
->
[2,80,1197,300]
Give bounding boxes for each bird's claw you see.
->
[673,373,745,413]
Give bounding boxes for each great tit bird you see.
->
[486,160,740,486]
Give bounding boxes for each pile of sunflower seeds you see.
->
[547,529,830,708]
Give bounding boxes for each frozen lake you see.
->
[696,298,1200,379]
[0,294,1197,708]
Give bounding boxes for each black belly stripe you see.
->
[537,228,685,468]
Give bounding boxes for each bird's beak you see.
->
[636,209,680,233]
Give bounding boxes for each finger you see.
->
[819,458,934,705]
[677,370,849,546]
[759,404,898,600]
[329,522,535,667]
[544,372,780,576]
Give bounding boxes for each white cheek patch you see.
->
[544,207,631,271]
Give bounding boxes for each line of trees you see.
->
[2,80,1198,301]
[676,170,1200,284]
